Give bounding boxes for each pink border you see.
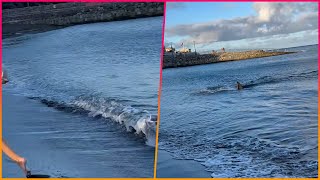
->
[1,2,319,178]
[1,0,318,2]
[154,2,166,177]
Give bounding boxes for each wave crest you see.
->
[33,96,157,147]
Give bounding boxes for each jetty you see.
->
[163,50,295,69]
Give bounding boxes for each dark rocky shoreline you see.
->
[163,50,296,69]
[3,2,163,38]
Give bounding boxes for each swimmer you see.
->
[236,81,243,90]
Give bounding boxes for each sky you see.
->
[165,2,318,52]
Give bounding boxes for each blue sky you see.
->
[165,2,318,51]
[166,3,255,28]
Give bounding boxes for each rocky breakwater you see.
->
[163,53,219,68]
[3,2,163,37]
[163,50,295,69]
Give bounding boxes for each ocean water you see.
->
[3,17,162,177]
[159,45,318,177]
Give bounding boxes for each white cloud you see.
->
[198,29,318,51]
[166,2,318,47]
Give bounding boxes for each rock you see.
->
[3,2,164,38]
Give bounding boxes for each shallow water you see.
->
[3,17,162,177]
[158,45,318,177]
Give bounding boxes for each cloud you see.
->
[166,2,186,9]
[166,3,318,46]
[193,29,318,52]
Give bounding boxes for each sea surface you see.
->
[158,44,318,177]
[2,17,162,177]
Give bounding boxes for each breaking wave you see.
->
[30,96,157,147]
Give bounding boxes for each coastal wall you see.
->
[3,3,163,25]
[3,2,163,37]
[164,53,219,68]
[163,50,295,69]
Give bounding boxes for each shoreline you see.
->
[3,16,162,39]
[3,2,163,39]
[2,24,66,39]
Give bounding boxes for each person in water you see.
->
[2,69,30,176]
[236,81,243,90]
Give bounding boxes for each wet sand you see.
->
[157,150,211,178]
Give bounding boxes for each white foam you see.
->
[73,98,156,146]
[159,134,318,177]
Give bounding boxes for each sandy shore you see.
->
[3,92,80,177]
[156,150,211,178]
[2,92,154,177]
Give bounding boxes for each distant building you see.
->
[165,47,175,52]
[178,48,191,53]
